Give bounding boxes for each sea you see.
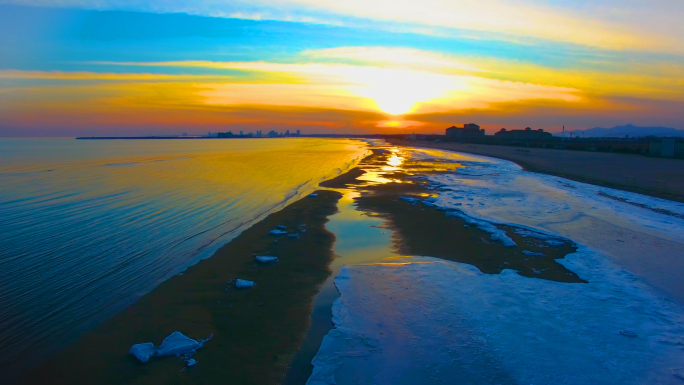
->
[0,137,368,378]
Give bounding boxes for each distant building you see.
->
[408,133,417,141]
[649,138,681,157]
[446,123,485,140]
[494,127,552,141]
[296,130,301,136]
[268,130,278,137]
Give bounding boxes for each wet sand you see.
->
[26,144,584,384]
[392,140,684,203]
[24,190,342,385]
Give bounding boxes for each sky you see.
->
[0,1,683,136]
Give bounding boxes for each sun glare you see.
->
[348,68,464,115]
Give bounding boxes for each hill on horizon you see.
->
[553,124,684,138]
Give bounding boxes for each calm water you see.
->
[0,138,367,376]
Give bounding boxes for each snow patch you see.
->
[309,256,684,384]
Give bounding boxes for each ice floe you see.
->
[269,229,288,236]
[309,256,684,384]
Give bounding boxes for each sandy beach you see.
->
[391,140,684,203]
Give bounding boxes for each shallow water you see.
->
[0,138,367,377]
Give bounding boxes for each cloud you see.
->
[88,56,582,116]
[2,0,682,51]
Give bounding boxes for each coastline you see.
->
[23,141,684,384]
[390,140,684,203]
[25,145,585,384]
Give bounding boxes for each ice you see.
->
[269,229,288,236]
[522,250,543,256]
[235,279,254,288]
[186,359,197,367]
[308,193,319,198]
[129,332,212,363]
[405,147,684,303]
[129,342,155,363]
[309,257,684,385]
[255,256,278,263]
[157,331,200,356]
[445,210,516,247]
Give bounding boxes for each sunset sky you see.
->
[1,1,683,136]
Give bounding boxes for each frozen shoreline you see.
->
[308,145,684,384]
[411,147,684,303]
[309,256,684,385]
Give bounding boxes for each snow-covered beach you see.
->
[308,145,684,384]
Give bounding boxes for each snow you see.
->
[309,256,684,385]
[307,145,684,384]
[406,147,684,302]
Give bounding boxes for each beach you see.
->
[18,140,684,384]
[392,140,684,203]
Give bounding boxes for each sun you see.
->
[349,67,465,115]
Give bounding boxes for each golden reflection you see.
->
[381,256,414,261]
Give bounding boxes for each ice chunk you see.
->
[256,256,278,263]
[187,359,197,368]
[276,225,286,230]
[269,229,287,236]
[308,193,318,197]
[129,342,155,363]
[129,332,212,365]
[236,279,255,288]
[522,250,543,256]
[546,240,565,246]
[157,331,200,357]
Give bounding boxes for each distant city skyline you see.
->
[1,1,683,136]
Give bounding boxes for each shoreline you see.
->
[24,190,343,384]
[391,140,684,203]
